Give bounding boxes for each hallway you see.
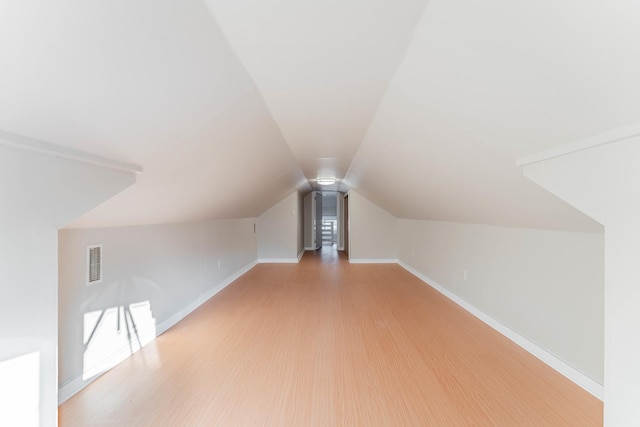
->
[59,254,602,426]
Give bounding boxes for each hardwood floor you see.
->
[59,248,603,426]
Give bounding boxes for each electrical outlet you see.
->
[462,270,468,281]
[218,260,222,269]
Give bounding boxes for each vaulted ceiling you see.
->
[2,0,638,231]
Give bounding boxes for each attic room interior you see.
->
[1,0,640,426]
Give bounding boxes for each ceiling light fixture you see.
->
[317,177,336,186]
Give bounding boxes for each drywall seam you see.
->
[58,260,257,404]
[348,259,398,264]
[397,261,604,400]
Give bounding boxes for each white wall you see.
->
[58,218,256,402]
[348,190,398,262]
[397,219,604,386]
[521,134,640,425]
[257,191,300,262]
[0,143,135,427]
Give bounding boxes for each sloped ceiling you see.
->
[204,0,427,191]
[0,0,307,227]
[2,0,638,231]
[346,0,640,231]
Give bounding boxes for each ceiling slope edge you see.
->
[201,1,309,192]
[0,129,142,173]
[204,0,431,188]
[517,122,640,167]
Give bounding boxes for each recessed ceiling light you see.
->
[317,177,336,186]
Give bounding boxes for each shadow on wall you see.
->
[81,277,161,382]
[0,351,40,427]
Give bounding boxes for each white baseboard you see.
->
[155,260,257,336]
[349,258,398,264]
[58,260,258,405]
[297,250,305,262]
[257,258,299,263]
[397,260,604,401]
[60,259,603,404]
[304,246,316,251]
[58,375,88,405]
[59,327,157,404]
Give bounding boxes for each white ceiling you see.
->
[2,0,638,231]
[345,0,640,231]
[0,0,307,227]
[205,0,427,190]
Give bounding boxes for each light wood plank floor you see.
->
[60,248,603,426]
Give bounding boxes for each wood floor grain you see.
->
[59,248,603,426]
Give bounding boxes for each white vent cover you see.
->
[87,244,103,285]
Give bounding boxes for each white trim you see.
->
[297,249,305,262]
[58,375,86,405]
[397,261,604,401]
[58,260,258,404]
[0,129,143,173]
[516,122,640,166]
[348,258,398,264]
[304,246,316,251]
[155,260,257,336]
[59,327,158,403]
[257,258,299,264]
[60,257,604,404]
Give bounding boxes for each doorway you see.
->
[343,193,349,258]
[321,192,338,249]
[303,191,345,254]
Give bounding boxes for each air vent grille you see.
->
[87,245,103,285]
